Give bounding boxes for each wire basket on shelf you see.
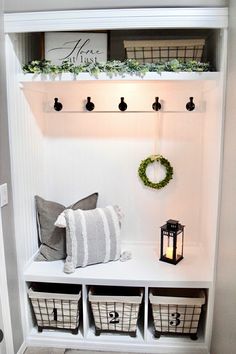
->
[89,286,143,337]
[124,39,205,64]
[149,288,206,340]
[28,283,81,334]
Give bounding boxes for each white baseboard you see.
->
[17,341,27,354]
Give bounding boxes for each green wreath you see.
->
[138,154,173,189]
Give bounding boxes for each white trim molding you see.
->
[0,210,14,354]
[16,341,27,354]
[4,7,228,33]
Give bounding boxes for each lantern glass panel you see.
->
[164,234,174,260]
[176,232,183,260]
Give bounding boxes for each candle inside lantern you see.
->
[166,246,173,259]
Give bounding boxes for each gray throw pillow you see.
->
[35,193,98,261]
[55,206,121,273]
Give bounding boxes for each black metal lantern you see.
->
[160,219,185,265]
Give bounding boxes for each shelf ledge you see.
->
[19,71,220,84]
[27,326,208,354]
[24,244,213,287]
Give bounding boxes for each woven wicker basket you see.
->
[149,288,205,340]
[28,283,81,334]
[124,39,205,64]
[89,287,143,337]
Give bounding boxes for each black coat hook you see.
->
[54,97,63,111]
[85,97,95,111]
[186,97,195,111]
[152,97,161,111]
[118,97,128,111]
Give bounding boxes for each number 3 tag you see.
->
[169,312,181,327]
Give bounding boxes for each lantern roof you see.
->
[161,222,184,233]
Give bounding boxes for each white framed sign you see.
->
[45,32,107,65]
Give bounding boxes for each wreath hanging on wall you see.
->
[138,155,173,190]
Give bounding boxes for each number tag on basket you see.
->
[169,312,181,327]
[109,311,120,324]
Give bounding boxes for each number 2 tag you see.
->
[109,311,120,324]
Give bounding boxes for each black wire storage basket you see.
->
[149,288,205,340]
[89,286,143,337]
[124,39,205,64]
[28,283,81,334]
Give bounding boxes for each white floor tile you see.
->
[65,351,136,354]
[24,348,65,354]
[25,349,140,354]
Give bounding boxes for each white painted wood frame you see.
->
[0,210,14,354]
[4,8,228,33]
[3,6,228,354]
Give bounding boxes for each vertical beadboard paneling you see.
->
[6,33,45,264]
[5,33,45,334]
[43,80,204,246]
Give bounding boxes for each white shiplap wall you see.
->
[42,80,205,246]
[5,33,45,265]
[5,33,45,334]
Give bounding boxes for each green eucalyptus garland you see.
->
[22,59,211,78]
[138,155,173,190]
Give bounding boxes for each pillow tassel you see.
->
[64,259,75,274]
[55,212,66,228]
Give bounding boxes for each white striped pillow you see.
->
[55,206,121,273]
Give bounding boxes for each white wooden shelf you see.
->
[26,323,207,354]
[86,325,145,343]
[26,326,208,354]
[24,244,213,288]
[145,326,207,353]
[18,72,218,116]
[19,72,220,84]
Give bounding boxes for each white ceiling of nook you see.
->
[4,0,228,13]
